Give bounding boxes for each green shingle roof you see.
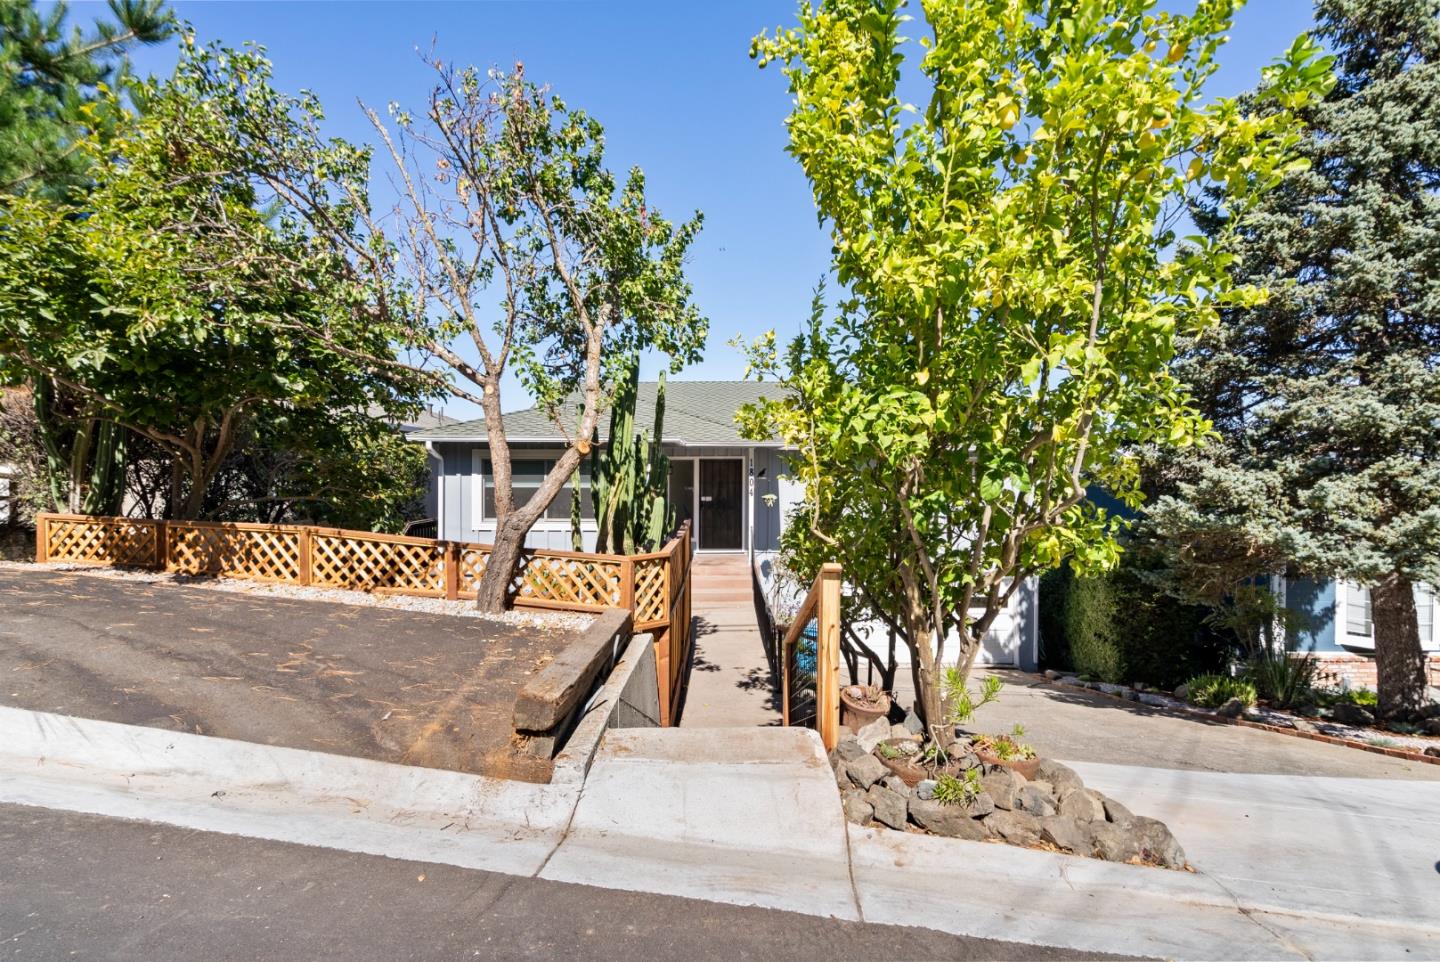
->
[408,380,788,446]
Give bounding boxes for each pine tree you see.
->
[1,0,173,197]
[1151,0,1440,719]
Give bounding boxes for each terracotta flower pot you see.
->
[974,749,1041,781]
[840,685,891,734]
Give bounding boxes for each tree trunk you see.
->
[1370,573,1429,720]
[475,515,528,612]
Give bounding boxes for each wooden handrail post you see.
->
[298,527,313,586]
[815,563,843,752]
[34,514,48,564]
[444,542,460,600]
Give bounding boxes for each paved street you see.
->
[0,803,1122,962]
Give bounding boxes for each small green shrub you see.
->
[1244,651,1318,709]
[932,768,982,806]
[1315,687,1378,708]
[1185,674,1258,709]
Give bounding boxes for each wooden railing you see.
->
[779,563,842,751]
[34,512,693,724]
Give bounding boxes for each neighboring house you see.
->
[1285,577,1440,689]
[409,380,1039,670]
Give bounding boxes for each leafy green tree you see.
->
[0,41,423,519]
[1149,0,1440,719]
[184,51,708,609]
[743,0,1329,739]
[1,0,173,196]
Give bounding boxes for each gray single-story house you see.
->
[409,381,798,555]
[410,380,1038,669]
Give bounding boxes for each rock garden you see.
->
[830,687,1189,870]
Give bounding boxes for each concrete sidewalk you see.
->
[6,702,1439,959]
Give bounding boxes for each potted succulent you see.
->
[970,724,1040,780]
[839,683,891,733]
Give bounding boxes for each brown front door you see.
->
[698,459,743,550]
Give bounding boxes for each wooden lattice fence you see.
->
[34,513,694,724]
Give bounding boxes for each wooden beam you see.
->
[512,608,632,735]
[815,563,843,752]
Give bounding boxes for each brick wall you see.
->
[1304,653,1440,692]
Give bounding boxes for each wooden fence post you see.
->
[445,542,460,600]
[815,563,843,752]
[34,514,48,564]
[298,527,313,586]
[621,558,635,612]
[155,520,168,570]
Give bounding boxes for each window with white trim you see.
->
[1344,582,1372,638]
[1341,580,1438,648]
[473,454,593,526]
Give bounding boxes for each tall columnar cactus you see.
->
[589,365,674,555]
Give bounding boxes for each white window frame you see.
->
[471,449,594,532]
[1335,579,1440,652]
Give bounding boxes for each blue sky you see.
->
[108,0,1317,418]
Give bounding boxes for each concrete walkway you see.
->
[678,554,779,727]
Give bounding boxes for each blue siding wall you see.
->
[429,440,792,552]
[1286,576,1339,652]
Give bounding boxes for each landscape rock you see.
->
[1131,816,1188,869]
[1173,683,1189,701]
[1016,784,1057,817]
[1122,689,1140,701]
[962,790,996,819]
[1057,788,1106,823]
[956,752,982,772]
[841,790,874,826]
[1090,821,1141,862]
[909,799,990,840]
[1059,675,1081,686]
[1329,702,1375,727]
[883,775,910,795]
[980,769,1023,810]
[1039,815,1092,854]
[890,724,915,742]
[903,710,924,735]
[856,716,892,753]
[846,753,889,790]
[835,737,868,763]
[984,809,1042,846]
[1291,717,1320,734]
[1216,697,1246,718]
[1099,794,1135,826]
[1424,746,1440,758]
[1137,693,1171,708]
[1421,717,1440,737]
[1043,669,1062,680]
[866,784,909,830]
[916,779,937,800]
[1036,760,1084,798]
[1133,682,1148,692]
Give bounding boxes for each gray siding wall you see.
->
[429,440,793,552]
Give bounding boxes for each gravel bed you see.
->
[5,560,596,632]
[1055,674,1440,754]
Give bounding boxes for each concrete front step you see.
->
[541,728,857,919]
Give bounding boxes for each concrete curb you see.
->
[0,704,578,878]
[847,823,1440,961]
